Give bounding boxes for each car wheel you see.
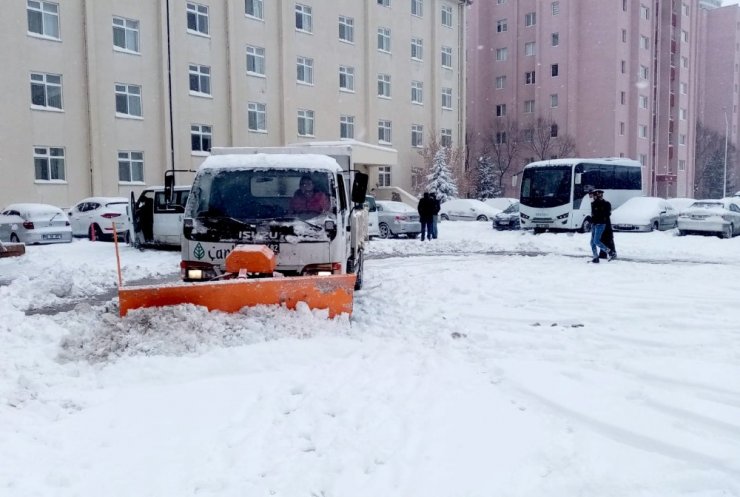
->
[476,215,488,221]
[89,224,103,241]
[678,229,687,236]
[579,218,592,233]
[722,224,734,239]
[440,214,449,221]
[379,222,391,239]
[10,233,19,243]
[652,221,659,231]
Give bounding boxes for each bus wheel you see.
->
[579,218,592,233]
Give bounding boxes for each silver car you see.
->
[677,199,740,238]
[0,203,73,244]
[375,200,422,238]
[611,196,678,232]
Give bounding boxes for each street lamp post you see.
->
[723,109,729,198]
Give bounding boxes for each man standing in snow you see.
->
[417,192,434,241]
[589,189,616,263]
[429,192,441,239]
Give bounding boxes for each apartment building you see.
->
[0,0,470,207]
[467,0,700,198]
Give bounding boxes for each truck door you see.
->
[153,190,186,245]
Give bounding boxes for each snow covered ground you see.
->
[1,223,739,497]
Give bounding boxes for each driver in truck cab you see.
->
[290,176,329,214]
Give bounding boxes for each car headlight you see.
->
[556,213,569,220]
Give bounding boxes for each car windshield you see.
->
[503,203,519,214]
[520,166,572,208]
[691,202,723,210]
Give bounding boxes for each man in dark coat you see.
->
[589,190,616,263]
[429,192,441,239]
[417,192,434,241]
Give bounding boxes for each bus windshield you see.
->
[520,166,572,208]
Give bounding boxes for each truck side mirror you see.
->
[351,172,369,205]
[164,171,175,206]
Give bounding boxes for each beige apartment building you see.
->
[467,0,701,198]
[0,0,470,208]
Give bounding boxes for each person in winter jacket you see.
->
[430,192,441,239]
[589,189,616,263]
[290,176,329,214]
[417,192,435,241]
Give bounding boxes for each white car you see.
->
[484,197,518,211]
[440,199,500,221]
[666,197,696,215]
[69,197,130,241]
[0,203,72,244]
[677,199,740,238]
[611,196,678,232]
[375,200,422,238]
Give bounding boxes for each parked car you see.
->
[440,199,500,221]
[492,202,521,230]
[128,186,190,248]
[666,197,696,215]
[677,199,740,238]
[0,203,72,244]
[364,194,380,239]
[611,196,678,232]
[375,200,421,238]
[484,197,518,211]
[69,197,129,241]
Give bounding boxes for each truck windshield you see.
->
[185,168,336,222]
[520,166,572,208]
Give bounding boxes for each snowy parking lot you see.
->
[1,223,740,496]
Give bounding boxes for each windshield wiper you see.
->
[266,216,323,231]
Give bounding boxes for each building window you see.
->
[118,151,144,183]
[497,19,507,32]
[638,124,648,138]
[378,165,391,186]
[496,47,508,61]
[340,115,355,139]
[551,63,559,77]
[679,134,686,145]
[525,71,536,85]
[113,16,140,53]
[27,0,59,39]
[339,65,355,91]
[495,104,506,117]
[246,45,266,76]
[442,87,453,108]
[186,3,209,35]
[679,108,687,120]
[680,82,688,94]
[441,5,453,27]
[523,129,534,142]
[411,0,423,17]
[640,154,647,165]
[441,128,452,147]
[33,146,65,181]
[411,38,423,60]
[411,81,423,104]
[678,159,686,171]
[115,83,142,117]
[524,12,536,27]
[639,65,649,80]
[640,35,650,50]
[551,2,560,15]
[550,94,558,108]
[682,56,689,69]
[339,15,354,42]
[640,4,649,20]
[189,64,211,95]
[411,124,423,147]
[378,0,390,6]
[620,91,626,105]
[524,99,534,113]
[551,124,558,137]
[296,56,314,84]
[191,124,212,152]
[378,27,391,52]
[248,102,267,131]
[525,41,536,56]
[377,74,391,98]
[620,122,625,135]
[551,32,559,46]
[441,46,453,68]
[496,132,507,144]
[622,29,627,43]
[378,120,392,144]
[495,75,506,89]
[30,72,62,110]
[297,109,314,136]
[682,30,688,43]
[497,0,506,4]
[246,0,264,19]
[295,4,312,32]
[639,95,648,109]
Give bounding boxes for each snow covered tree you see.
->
[476,155,500,199]
[695,121,736,198]
[425,148,458,202]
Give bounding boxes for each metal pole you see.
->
[724,110,729,198]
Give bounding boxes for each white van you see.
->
[365,194,380,239]
[129,185,191,248]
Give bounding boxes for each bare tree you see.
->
[523,116,576,161]
[477,117,521,198]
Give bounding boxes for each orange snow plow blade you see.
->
[117,246,355,318]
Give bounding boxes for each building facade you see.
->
[467,0,700,198]
[0,0,469,208]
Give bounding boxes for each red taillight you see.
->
[22,221,34,229]
[101,213,121,219]
[395,215,408,221]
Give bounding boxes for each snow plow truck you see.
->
[118,147,369,318]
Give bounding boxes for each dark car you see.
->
[492,202,520,230]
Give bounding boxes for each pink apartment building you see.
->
[467,0,700,198]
